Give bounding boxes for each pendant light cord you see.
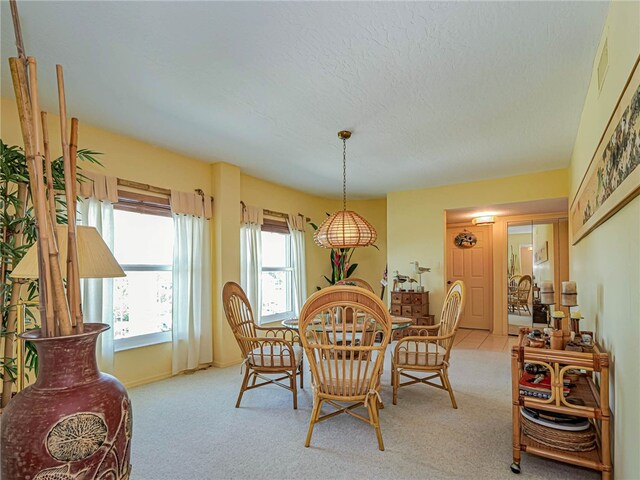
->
[343,137,347,211]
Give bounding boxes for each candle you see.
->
[540,293,555,305]
[540,281,554,304]
[561,281,578,307]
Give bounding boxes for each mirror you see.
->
[507,218,569,335]
[507,222,533,334]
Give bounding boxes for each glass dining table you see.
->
[281,317,414,332]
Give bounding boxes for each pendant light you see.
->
[314,131,377,248]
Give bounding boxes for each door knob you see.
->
[447,281,452,285]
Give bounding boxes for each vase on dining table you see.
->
[0,323,132,480]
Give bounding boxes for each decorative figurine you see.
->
[410,261,431,292]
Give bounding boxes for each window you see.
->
[260,230,294,323]
[113,208,173,350]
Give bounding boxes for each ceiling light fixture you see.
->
[313,131,377,249]
[472,215,496,225]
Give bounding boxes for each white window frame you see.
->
[112,207,174,351]
[260,231,295,324]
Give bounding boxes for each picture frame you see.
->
[570,55,640,245]
[534,241,548,265]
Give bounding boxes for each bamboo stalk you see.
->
[41,112,58,245]
[28,57,72,336]
[56,64,80,331]
[9,0,26,62]
[9,57,53,337]
[69,117,83,331]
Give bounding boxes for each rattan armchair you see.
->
[391,280,465,408]
[222,282,303,409]
[299,286,392,450]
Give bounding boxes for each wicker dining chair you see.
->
[298,286,392,450]
[391,281,465,408]
[335,278,375,292]
[222,282,304,409]
[508,275,532,314]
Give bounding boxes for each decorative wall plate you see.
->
[454,230,477,248]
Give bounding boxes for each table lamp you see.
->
[11,224,125,394]
[11,225,125,279]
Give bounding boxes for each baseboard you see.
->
[123,372,172,389]
[212,359,242,368]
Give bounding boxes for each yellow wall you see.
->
[1,96,387,381]
[568,2,640,477]
[388,169,569,326]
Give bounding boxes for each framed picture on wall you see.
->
[534,241,548,265]
[570,54,640,244]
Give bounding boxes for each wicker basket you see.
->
[521,413,597,452]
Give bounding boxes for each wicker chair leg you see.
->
[368,401,385,451]
[305,398,323,447]
[392,366,399,405]
[291,371,298,410]
[235,366,251,408]
[299,359,304,389]
[441,368,458,409]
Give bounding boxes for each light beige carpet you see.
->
[129,347,598,480]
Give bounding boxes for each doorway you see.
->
[446,224,493,330]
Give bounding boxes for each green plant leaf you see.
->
[346,263,358,278]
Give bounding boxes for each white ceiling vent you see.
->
[597,37,609,92]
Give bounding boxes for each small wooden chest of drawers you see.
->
[390,291,432,340]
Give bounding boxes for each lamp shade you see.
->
[11,225,125,279]
[313,210,377,248]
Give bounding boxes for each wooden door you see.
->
[446,225,493,330]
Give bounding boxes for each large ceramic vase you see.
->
[1,323,132,480]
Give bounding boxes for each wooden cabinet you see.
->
[510,328,611,478]
[390,291,433,340]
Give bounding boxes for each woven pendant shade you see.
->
[313,130,377,249]
[313,210,377,248]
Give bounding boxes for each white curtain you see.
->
[78,197,115,374]
[287,214,307,316]
[171,196,213,375]
[240,205,263,322]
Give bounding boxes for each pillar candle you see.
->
[540,281,554,304]
[562,294,578,306]
[540,281,554,292]
[562,281,577,294]
[541,293,555,305]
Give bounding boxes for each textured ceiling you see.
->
[0,1,608,198]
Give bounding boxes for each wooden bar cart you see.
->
[510,328,612,478]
